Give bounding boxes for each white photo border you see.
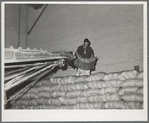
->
[1,1,148,122]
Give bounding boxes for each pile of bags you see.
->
[9,70,143,109]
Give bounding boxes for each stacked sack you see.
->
[9,70,143,109]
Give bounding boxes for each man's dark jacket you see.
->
[76,45,94,58]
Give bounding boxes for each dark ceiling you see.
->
[28,4,44,10]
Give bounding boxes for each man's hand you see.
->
[73,54,76,59]
[69,53,76,60]
[91,55,98,59]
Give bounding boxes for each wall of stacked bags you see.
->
[9,70,143,109]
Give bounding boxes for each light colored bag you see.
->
[120,79,143,87]
[137,72,143,79]
[121,94,143,102]
[72,102,103,109]
[103,70,138,81]
[117,87,139,95]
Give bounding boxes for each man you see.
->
[74,38,96,76]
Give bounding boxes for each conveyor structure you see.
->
[4,46,73,107]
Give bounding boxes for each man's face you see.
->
[84,42,89,48]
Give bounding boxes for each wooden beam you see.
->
[27,4,48,35]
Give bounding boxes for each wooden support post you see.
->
[27,4,48,35]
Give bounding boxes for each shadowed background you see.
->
[5,4,143,76]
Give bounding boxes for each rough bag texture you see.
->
[120,79,143,87]
[121,94,143,102]
[104,101,142,109]
[103,70,138,81]
[74,58,96,70]
[137,72,143,79]
[117,87,140,95]
[9,70,143,109]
